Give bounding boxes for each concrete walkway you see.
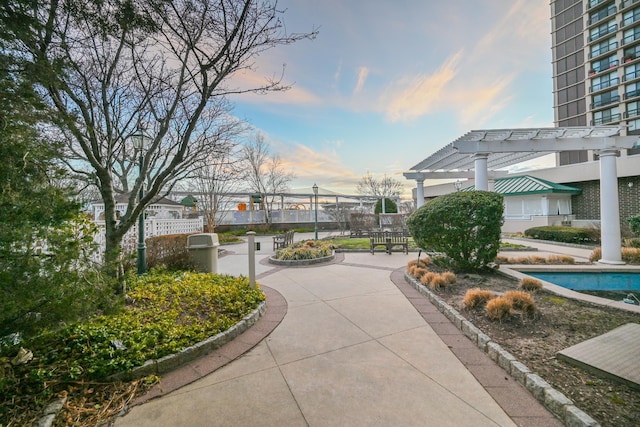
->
[114,233,563,426]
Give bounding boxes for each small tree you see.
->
[406,191,504,271]
[374,198,398,214]
[241,133,294,224]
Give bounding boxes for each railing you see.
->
[621,0,640,10]
[624,88,640,98]
[591,94,620,108]
[591,76,620,92]
[622,10,640,26]
[589,23,618,41]
[588,5,617,25]
[622,30,640,44]
[591,113,622,124]
[589,41,618,58]
[624,107,640,117]
[92,217,204,261]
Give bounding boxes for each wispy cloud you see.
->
[353,67,370,95]
[381,51,462,122]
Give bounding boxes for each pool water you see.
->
[523,271,640,292]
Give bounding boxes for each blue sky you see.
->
[229,0,554,197]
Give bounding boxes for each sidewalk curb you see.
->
[404,273,601,427]
[107,300,267,382]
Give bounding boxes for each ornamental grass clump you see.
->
[429,274,448,290]
[407,257,430,270]
[503,290,537,316]
[420,271,437,286]
[463,288,496,309]
[441,271,457,284]
[519,277,543,291]
[411,267,429,279]
[485,297,512,321]
[275,240,332,260]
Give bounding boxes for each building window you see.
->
[592,89,619,108]
[592,106,621,124]
[591,71,619,91]
[590,54,618,73]
[623,26,640,45]
[559,150,588,165]
[624,62,640,81]
[626,100,640,118]
[589,37,617,58]
[622,6,640,26]
[626,81,640,99]
[590,4,617,25]
[589,20,617,41]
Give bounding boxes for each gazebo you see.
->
[404,126,640,265]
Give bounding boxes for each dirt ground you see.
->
[417,267,640,427]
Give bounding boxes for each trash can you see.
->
[186,233,220,273]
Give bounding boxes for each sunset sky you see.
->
[229,0,554,197]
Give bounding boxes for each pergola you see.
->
[404,126,640,264]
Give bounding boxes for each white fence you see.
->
[93,217,204,261]
[215,209,333,225]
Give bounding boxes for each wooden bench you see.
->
[369,231,409,255]
[273,230,295,250]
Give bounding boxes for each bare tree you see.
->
[190,140,245,231]
[357,172,404,197]
[17,0,316,276]
[241,132,294,224]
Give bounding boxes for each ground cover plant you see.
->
[274,240,333,260]
[0,270,265,426]
[405,259,640,427]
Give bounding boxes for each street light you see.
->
[312,183,318,240]
[131,126,150,275]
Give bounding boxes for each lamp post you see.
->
[131,126,150,275]
[312,183,318,240]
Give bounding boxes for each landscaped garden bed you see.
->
[406,257,639,427]
[0,270,265,426]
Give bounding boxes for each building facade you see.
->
[551,0,640,164]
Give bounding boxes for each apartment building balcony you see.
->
[591,94,621,108]
[620,0,640,12]
[589,41,619,58]
[591,113,622,124]
[588,4,617,25]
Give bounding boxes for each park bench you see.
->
[273,230,295,250]
[369,231,409,255]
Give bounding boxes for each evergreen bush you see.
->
[523,226,600,244]
[374,198,397,214]
[406,191,504,271]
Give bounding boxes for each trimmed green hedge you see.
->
[406,191,503,271]
[523,226,600,244]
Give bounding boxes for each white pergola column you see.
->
[598,149,624,264]
[474,153,489,191]
[416,179,425,208]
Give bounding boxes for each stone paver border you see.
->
[402,272,601,427]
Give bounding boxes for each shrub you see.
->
[406,191,504,272]
[503,290,537,316]
[519,277,543,291]
[463,288,496,309]
[523,226,600,244]
[624,238,640,248]
[485,297,512,321]
[146,234,198,271]
[629,214,640,235]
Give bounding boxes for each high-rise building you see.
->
[551,0,640,164]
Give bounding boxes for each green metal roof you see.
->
[464,175,582,196]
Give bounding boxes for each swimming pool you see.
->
[523,271,640,291]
